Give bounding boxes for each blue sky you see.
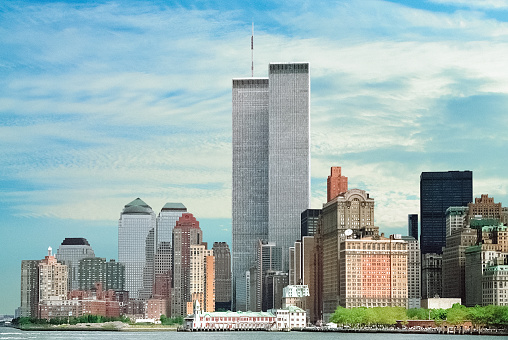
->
[1,0,508,314]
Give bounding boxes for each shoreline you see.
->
[12,324,507,335]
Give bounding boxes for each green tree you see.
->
[446,304,468,325]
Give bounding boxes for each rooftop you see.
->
[60,238,90,246]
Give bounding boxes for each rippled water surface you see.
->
[0,327,502,340]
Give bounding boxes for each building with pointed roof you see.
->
[118,198,156,300]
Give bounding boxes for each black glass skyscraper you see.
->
[408,214,418,240]
[420,171,473,254]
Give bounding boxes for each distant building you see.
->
[118,198,156,300]
[156,203,187,246]
[338,234,408,309]
[327,166,348,202]
[421,253,442,299]
[442,227,477,301]
[20,260,40,318]
[105,259,125,291]
[421,297,461,309]
[282,285,309,310]
[212,242,231,311]
[445,207,468,237]
[256,240,282,311]
[55,238,95,291]
[185,301,276,331]
[39,247,68,303]
[171,213,202,316]
[420,171,473,254]
[188,244,214,314]
[402,236,421,309]
[320,189,375,317]
[408,214,418,240]
[269,306,307,329]
[467,194,503,222]
[301,209,321,237]
[465,222,508,306]
[482,261,508,306]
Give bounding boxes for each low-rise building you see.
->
[184,301,276,331]
[269,306,307,329]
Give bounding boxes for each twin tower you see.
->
[232,63,310,311]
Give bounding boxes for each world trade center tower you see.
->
[232,63,310,311]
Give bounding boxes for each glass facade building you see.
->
[232,63,310,311]
[301,209,321,237]
[420,171,473,254]
[118,198,156,299]
[408,214,418,240]
[55,238,95,291]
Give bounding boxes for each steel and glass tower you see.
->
[118,198,156,299]
[232,63,310,311]
[420,171,473,254]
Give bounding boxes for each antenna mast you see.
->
[251,22,254,77]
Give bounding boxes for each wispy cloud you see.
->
[1,0,507,232]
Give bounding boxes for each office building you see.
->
[340,234,408,309]
[157,203,187,246]
[212,242,232,311]
[442,227,477,301]
[78,257,106,291]
[188,244,214,314]
[420,171,473,254]
[105,259,125,292]
[55,238,95,291]
[465,221,508,306]
[301,209,321,237]
[118,198,156,299]
[20,260,40,318]
[445,207,468,237]
[39,247,68,304]
[171,213,202,316]
[402,236,421,309]
[320,189,376,317]
[232,62,310,311]
[327,166,348,202]
[408,214,418,240]
[256,240,283,311]
[467,194,503,221]
[421,253,442,299]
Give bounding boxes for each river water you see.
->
[0,328,502,340]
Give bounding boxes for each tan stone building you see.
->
[320,189,375,317]
[442,227,477,300]
[467,194,503,221]
[338,234,408,309]
[38,247,68,305]
[187,244,214,314]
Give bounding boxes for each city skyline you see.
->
[2,0,508,314]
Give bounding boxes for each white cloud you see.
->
[429,0,508,9]
[1,0,508,231]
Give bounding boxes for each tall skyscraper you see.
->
[212,242,232,311]
[408,214,418,240]
[232,63,310,311]
[171,213,202,316]
[157,203,187,246]
[420,171,473,254]
[20,260,40,318]
[55,238,95,291]
[327,166,348,202]
[118,198,156,299]
[267,63,310,271]
[301,208,321,237]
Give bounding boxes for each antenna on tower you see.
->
[251,22,254,77]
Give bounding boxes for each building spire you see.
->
[251,22,254,77]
